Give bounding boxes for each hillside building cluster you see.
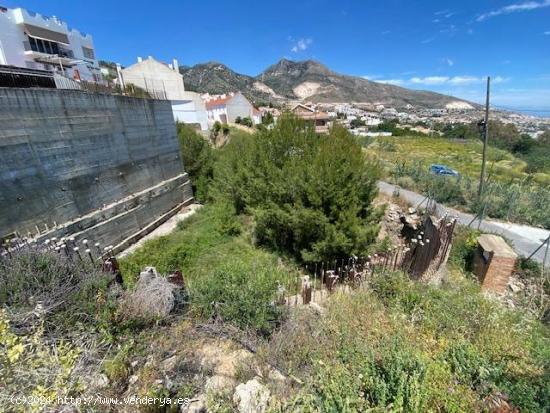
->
[1,4,548,137]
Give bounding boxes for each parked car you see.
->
[429,164,459,177]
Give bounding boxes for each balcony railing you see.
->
[23,40,74,58]
[58,47,74,58]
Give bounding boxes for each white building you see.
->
[0,6,101,81]
[172,92,208,131]
[204,92,260,126]
[121,56,186,100]
[122,56,208,131]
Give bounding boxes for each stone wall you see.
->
[0,88,193,249]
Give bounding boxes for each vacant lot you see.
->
[367,136,550,185]
[365,136,550,228]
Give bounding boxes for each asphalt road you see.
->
[377,181,550,264]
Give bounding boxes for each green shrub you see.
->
[211,115,382,262]
[448,226,480,272]
[103,342,133,387]
[176,122,215,202]
[276,273,550,412]
[0,310,81,412]
[189,259,286,335]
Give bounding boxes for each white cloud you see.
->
[411,76,450,85]
[448,88,550,111]
[448,76,481,85]
[362,75,382,80]
[376,79,406,86]
[290,38,312,53]
[493,76,509,84]
[372,75,509,87]
[544,31,550,34]
[476,0,550,22]
[445,58,454,67]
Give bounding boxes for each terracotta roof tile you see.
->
[205,96,232,109]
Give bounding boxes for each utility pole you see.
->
[478,76,490,199]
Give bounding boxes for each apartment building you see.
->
[0,5,101,82]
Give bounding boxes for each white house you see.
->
[172,91,208,131]
[204,92,260,126]
[0,5,101,81]
[121,56,208,131]
[121,56,186,100]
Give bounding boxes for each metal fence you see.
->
[281,214,457,306]
[0,65,56,88]
[0,64,168,100]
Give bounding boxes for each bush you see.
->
[240,117,253,127]
[190,259,286,335]
[0,310,81,412]
[176,122,214,202]
[448,226,480,272]
[211,115,382,262]
[0,249,113,333]
[274,273,550,412]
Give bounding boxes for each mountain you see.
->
[180,59,474,109]
[180,62,279,103]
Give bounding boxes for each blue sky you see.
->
[5,0,550,112]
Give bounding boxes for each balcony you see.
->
[23,40,76,66]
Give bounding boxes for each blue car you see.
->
[429,164,459,177]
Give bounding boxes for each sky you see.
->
[4,0,550,113]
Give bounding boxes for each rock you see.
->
[90,373,109,389]
[309,302,326,315]
[131,360,139,368]
[233,378,270,413]
[162,355,179,372]
[408,207,416,214]
[181,394,207,413]
[205,374,235,394]
[509,283,522,293]
[267,368,286,384]
[129,375,139,385]
[139,266,159,284]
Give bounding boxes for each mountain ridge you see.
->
[180,59,474,109]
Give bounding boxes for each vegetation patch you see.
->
[264,273,550,412]
[211,115,383,262]
[367,134,550,227]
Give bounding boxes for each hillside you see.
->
[180,61,280,104]
[181,58,474,109]
[3,121,547,412]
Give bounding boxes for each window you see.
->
[27,36,62,56]
[37,39,45,53]
[82,47,95,60]
[29,36,37,51]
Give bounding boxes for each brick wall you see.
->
[473,246,516,294]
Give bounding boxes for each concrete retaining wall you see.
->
[0,88,193,248]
